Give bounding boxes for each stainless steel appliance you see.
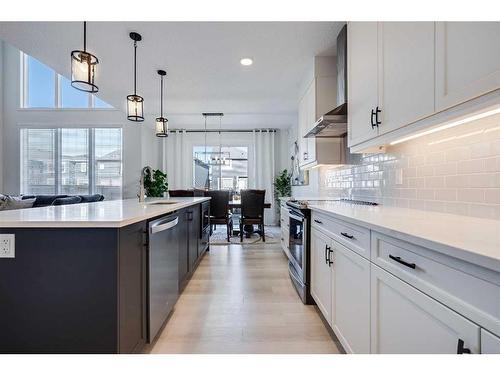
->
[287,205,311,304]
[148,213,180,342]
[286,199,378,304]
[302,25,361,167]
[305,24,348,138]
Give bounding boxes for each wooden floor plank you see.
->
[147,243,340,354]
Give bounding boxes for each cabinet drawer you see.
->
[311,211,370,259]
[371,232,500,337]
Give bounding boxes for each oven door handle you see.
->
[288,213,305,222]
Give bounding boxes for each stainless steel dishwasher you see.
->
[148,213,180,342]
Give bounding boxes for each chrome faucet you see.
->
[139,166,153,202]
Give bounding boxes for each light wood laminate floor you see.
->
[147,242,341,354]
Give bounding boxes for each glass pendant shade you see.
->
[127,94,144,122]
[155,117,168,137]
[127,32,144,122]
[155,69,168,137]
[71,22,99,93]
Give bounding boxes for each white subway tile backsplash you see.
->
[316,115,500,220]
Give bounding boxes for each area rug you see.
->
[209,225,281,245]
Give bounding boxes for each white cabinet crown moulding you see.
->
[347,21,500,153]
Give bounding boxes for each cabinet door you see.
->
[481,329,500,354]
[310,227,332,323]
[119,221,147,353]
[187,209,199,271]
[178,210,189,286]
[305,79,316,164]
[347,22,379,147]
[298,95,309,166]
[378,22,435,135]
[436,22,500,111]
[371,264,480,354]
[331,241,370,353]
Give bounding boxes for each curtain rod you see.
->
[168,129,278,133]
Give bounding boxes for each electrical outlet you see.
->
[0,234,15,258]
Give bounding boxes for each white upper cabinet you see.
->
[331,241,370,354]
[435,22,500,111]
[481,329,500,354]
[371,264,480,354]
[348,22,379,146]
[377,22,435,135]
[298,57,339,168]
[348,22,435,147]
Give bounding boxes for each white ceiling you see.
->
[0,22,344,129]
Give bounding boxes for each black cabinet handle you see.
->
[340,232,354,239]
[327,246,333,267]
[314,219,323,224]
[375,106,382,126]
[371,108,377,129]
[457,339,471,354]
[389,254,416,269]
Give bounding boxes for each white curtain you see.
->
[163,130,190,190]
[252,130,276,225]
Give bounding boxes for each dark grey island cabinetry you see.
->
[0,198,210,353]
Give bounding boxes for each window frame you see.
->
[20,126,123,198]
[192,145,249,191]
[20,52,115,111]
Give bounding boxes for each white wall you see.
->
[0,42,163,199]
[0,40,4,192]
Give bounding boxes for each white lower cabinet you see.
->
[310,227,332,323]
[331,241,370,354]
[311,226,370,353]
[370,264,480,354]
[481,329,500,354]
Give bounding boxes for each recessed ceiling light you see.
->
[240,57,253,66]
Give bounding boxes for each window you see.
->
[193,146,248,191]
[21,128,122,200]
[21,52,113,109]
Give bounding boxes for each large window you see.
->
[193,146,248,191]
[21,128,122,200]
[21,53,113,109]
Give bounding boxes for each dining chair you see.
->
[204,190,233,242]
[239,189,266,242]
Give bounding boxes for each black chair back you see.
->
[169,190,195,197]
[240,189,265,219]
[204,190,231,218]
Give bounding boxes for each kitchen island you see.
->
[0,197,210,354]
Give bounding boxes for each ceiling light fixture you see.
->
[71,21,99,93]
[240,57,253,66]
[390,106,500,146]
[127,32,144,122]
[155,69,168,137]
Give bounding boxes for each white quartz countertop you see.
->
[0,197,210,228]
[307,201,500,273]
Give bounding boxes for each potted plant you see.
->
[273,169,292,223]
[143,168,169,197]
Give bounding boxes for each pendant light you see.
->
[155,70,168,137]
[71,21,99,93]
[127,32,144,122]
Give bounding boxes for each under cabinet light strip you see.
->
[390,107,500,146]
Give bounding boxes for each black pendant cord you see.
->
[160,75,164,117]
[204,115,207,163]
[83,21,87,52]
[133,41,137,96]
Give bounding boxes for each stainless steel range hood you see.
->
[305,24,347,138]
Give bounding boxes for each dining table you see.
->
[228,200,272,238]
[228,200,272,209]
